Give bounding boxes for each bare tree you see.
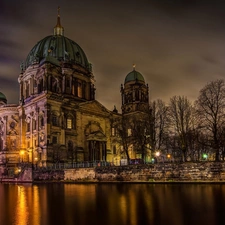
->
[115,115,131,163]
[195,79,225,161]
[169,96,194,162]
[53,144,67,165]
[131,113,149,161]
[149,99,169,153]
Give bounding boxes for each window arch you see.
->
[40,116,44,127]
[38,79,43,93]
[52,115,58,126]
[27,122,30,132]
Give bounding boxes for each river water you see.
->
[0,183,224,225]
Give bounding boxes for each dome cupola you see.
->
[23,7,90,72]
[124,65,145,84]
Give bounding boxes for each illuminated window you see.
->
[78,82,82,97]
[111,127,115,136]
[67,118,72,129]
[127,128,132,136]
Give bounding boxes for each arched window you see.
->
[38,79,43,93]
[52,115,58,126]
[27,122,30,132]
[33,119,36,130]
[40,116,44,127]
[78,81,82,98]
[52,79,57,92]
[25,81,29,98]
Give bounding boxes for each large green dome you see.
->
[24,10,90,71]
[24,35,90,70]
[0,92,7,104]
[125,69,145,84]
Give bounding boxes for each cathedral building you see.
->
[0,10,150,169]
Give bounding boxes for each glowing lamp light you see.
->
[167,154,171,158]
[20,150,25,155]
[155,151,160,157]
[203,154,208,159]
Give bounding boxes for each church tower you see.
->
[121,65,149,114]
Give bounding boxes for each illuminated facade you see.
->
[0,10,149,168]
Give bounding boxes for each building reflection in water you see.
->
[0,183,225,225]
[14,185,40,225]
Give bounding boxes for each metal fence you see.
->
[33,160,112,171]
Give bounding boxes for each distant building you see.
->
[0,10,150,169]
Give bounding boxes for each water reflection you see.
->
[14,185,40,225]
[0,183,225,225]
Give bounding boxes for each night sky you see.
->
[1,0,225,111]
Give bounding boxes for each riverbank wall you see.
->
[31,162,225,183]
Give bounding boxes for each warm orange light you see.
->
[20,150,25,155]
[155,151,160,157]
[167,154,171,158]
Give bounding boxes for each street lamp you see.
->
[202,153,208,160]
[20,150,25,162]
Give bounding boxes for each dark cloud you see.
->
[1,0,225,110]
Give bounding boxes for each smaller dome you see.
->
[0,92,7,104]
[124,69,145,84]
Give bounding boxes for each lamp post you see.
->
[154,151,160,163]
[34,157,38,169]
[167,154,171,162]
[20,150,25,162]
[202,153,208,161]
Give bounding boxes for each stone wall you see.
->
[27,162,225,182]
[94,162,225,182]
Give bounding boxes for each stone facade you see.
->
[0,11,150,171]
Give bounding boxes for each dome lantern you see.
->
[54,6,64,36]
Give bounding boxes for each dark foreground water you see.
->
[0,183,225,225]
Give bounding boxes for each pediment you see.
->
[86,130,107,141]
[79,100,110,115]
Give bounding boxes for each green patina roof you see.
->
[125,70,145,84]
[0,92,7,103]
[24,35,90,70]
